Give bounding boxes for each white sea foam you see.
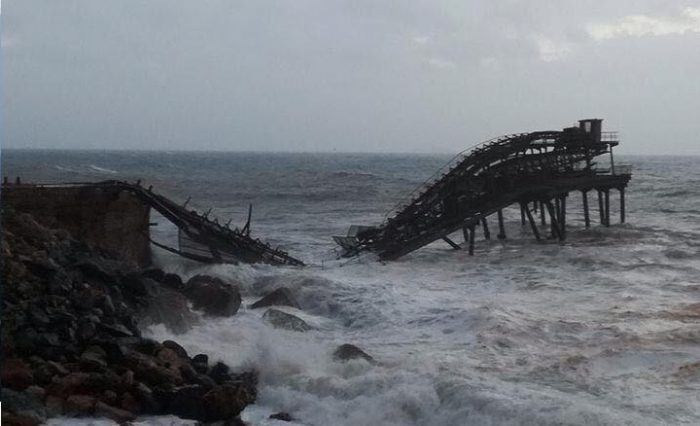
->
[89,164,118,174]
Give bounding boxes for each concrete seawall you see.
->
[2,184,151,266]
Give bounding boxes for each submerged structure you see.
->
[334,119,632,260]
[2,180,304,267]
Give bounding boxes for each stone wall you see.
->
[2,184,151,266]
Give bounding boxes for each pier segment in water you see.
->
[334,119,632,260]
[2,180,305,267]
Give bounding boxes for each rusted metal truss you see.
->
[334,119,632,260]
[14,180,305,267]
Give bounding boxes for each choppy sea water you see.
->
[3,150,700,425]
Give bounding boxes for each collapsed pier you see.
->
[2,180,304,267]
[334,119,632,260]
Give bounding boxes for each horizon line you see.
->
[1,146,695,157]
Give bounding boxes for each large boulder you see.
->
[262,309,310,332]
[1,358,34,390]
[184,275,241,317]
[0,210,259,423]
[202,382,256,422]
[2,388,47,425]
[141,286,196,334]
[333,344,375,364]
[250,287,299,310]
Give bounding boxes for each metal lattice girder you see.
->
[335,121,630,260]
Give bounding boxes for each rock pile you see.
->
[1,209,256,425]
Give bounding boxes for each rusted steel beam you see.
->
[443,236,461,250]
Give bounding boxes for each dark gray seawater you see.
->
[3,150,700,425]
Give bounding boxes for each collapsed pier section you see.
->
[334,118,632,260]
[2,180,305,267]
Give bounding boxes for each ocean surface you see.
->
[3,150,700,425]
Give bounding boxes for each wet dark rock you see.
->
[192,354,209,374]
[141,286,195,334]
[202,383,257,422]
[209,361,232,384]
[157,346,189,372]
[72,285,103,311]
[101,294,116,316]
[125,351,182,387]
[75,260,117,285]
[28,306,51,326]
[333,344,375,364]
[1,210,258,423]
[140,268,166,282]
[142,269,185,291]
[64,394,97,416]
[77,321,98,342]
[263,309,311,332]
[163,340,189,359]
[250,287,300,310]
[120,391,141,414]
[94,401,136,423]
[195,373,217,388]
[157,384,208,420]
[2,388,47,425]
[24,258,60,279]
[1,412,43,426]
[132,338,162,356]
[270,412,294,421]
[134,382,160,413]
[179,362,198,382]
[79,346,109,371]
[44,395,64,417]
[101,389,118,405]
[184,275,242,316]
[120,272,149,297]
[98,322,136,338]
[1,358,34,390]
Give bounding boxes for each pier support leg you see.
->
[545,200,563,241]
[520,204,526,226]
[582,191,590,228]
[560,195,566,240]
[522,202,541,241]
[540,201,546,225]
[497,209,506,240]
[598,190,605,225]
[604,189,610,227]
[481,218,491,240]
[619,188,625,223]
[468,224,476,255]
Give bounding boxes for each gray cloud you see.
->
[2,0,699,154]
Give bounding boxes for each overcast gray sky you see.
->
[2,1,699,154]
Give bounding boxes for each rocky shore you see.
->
[1,208,257,425]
